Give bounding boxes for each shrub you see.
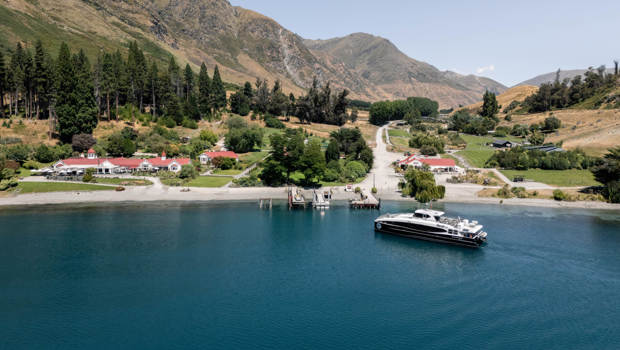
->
[22,160,42,170]
[354,187,361,193]
[497,185,514,198]
[419,145,438,156]
[322,168,339,182]
[199,129,218,145]
[343,161,367,180]
[511,186,528,198]
[83,168,95,183]
[179,164,198,179]
[212,156,236,170]
[265,117,285,129]
[71,133,96,152]
[34,144,56,163]
[371,187,378,194]
[182,118,198,129]
[553,189,566,201]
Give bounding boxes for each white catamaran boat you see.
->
[374,209,488,248]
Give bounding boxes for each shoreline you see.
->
[1,185,619,211]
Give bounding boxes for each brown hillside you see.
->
[501,109,620,156]
[0,0,505,107]
[461,85,539,113]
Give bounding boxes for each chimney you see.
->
[161,152,167,160]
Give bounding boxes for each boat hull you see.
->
[375,221,484,248]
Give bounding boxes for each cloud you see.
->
[476,65,495,74]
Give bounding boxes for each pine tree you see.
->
[73,49,98,136]
[101,52,114,120]
[127,42,147,121]
[9,43,26,116]
[211,65,226,110]
[55,42,78,142]
[481,90,499,119]
[167,56,180,98]
[183,64,194,101]
[111,50,125,119]
[198,62,211,118]
[0,51,6,117]
[146,61,159,118]
[34,40,50,119]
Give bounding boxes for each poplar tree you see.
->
[34,40,51,119]
[74,50,98,136]
[101,53,114,120]
[183,63,194,101]
[211,65,226,110]
[55,42,77,142]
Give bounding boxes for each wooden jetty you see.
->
[350,189,380,209]
[259,198,273,209]
[288,187,307,209]
[312,189,331,209]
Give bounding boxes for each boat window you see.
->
[434,216,441,221]
[414,213,425,218]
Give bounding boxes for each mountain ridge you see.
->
[0,0,506,107]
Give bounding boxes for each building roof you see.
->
[57,157,190,168]
[87,148,96,154]
[419,158,456,167]
[398,156,455,167]
[492,140,512,146]
[202,151,239,159]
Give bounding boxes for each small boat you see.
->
[312,190,330,209]
[374,209,487,248]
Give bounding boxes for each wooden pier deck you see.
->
[350,189,381,209]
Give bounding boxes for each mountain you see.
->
[0,0,506,107]
[305,33,506,107]
[516,68,615,87]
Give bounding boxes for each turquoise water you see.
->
[1,201,619,349]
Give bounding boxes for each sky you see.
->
[230,0,620,87]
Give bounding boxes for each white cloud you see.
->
[476,65,495,74]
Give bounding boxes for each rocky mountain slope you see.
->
[0,0,506,107]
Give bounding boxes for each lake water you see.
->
[1,201,619,349]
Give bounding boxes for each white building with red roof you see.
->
[398,155,459,173]
[199,151,239,165]
[53,150,191,175]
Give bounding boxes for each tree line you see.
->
[369,97,439,126]
[0,41,228,142]
[522,66,618,113]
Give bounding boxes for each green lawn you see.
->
[16,182,114,194]
[212,169,243,176]
[441,154,464,167]
[500,169,601,187]
[456,134,498,168]
[391,137,410,148]
[239,151,268,168]
[94,178,153,186]
[388,129,410,138]
[186,176,232,188]
[261,128,284,148]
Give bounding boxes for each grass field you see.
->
[187,176,232,188]
[16,182,114,194]
[239,151,269,168]
[456,134,522,168]
[388,129,410,138]
[500,169,601,187]
[94,178,153,186]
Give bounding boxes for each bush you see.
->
[199,129,218,145]
[72,133,96,152]
[22,160,42,170]
[226,116,248,130]
[553,189,566,201]
[511,186,528,198]
[354,187,361,193]
[83,168,95,183]
[496,185,514,198]
[225,127,263,153]
[182,118,198,129]
[371,187,377,194]
[34,144,56,163]
[212,156,236,170]
[179,164,198,179]
[419,145,438,156]
[343,161,367,181]
[409,133,445,153]
[322,168,339,182]
[5,144,31,164]
[265,117,285,129]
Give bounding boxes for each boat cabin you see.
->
[414,209,445,222]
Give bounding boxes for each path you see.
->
[360,122,403,194]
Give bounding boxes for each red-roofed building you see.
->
[200,151,239,165]
[398,156,459,172]
[53,151,191,174]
